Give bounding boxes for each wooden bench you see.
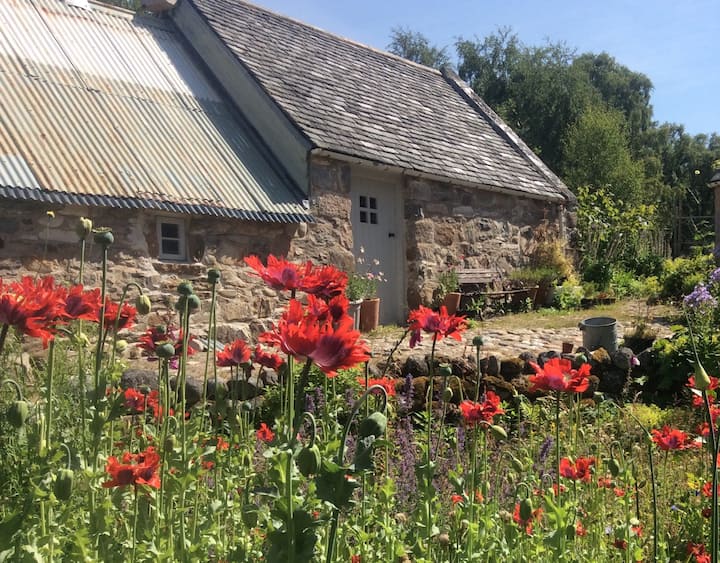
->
[456,268,500,294]
[456,268,536,317]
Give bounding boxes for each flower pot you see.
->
[442,292,462,315]
[347,299,362,331]
[359,298,380,333]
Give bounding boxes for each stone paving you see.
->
[365,318,673,365]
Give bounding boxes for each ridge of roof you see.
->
[186,0,572,202]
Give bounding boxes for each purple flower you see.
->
[684,283,717,309]
[711,268,720,285]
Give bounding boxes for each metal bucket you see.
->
[578,317,617,353]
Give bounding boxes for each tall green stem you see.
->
[43,339,56,456]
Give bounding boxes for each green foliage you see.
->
[659,254,715,300]
[582,260,613,291]
[387,27,450,69]
[552,281,583,310]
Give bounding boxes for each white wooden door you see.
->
[351,172,404,325]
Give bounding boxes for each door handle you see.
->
[388,233,395,238]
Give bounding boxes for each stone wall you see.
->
[403,177,569,308]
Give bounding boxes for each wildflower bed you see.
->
[0,223,719,562]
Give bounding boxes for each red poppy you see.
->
[103,299,137,331]
[244,255,312,292]
[407,305,466,348]
[701,481,720,498]
[451,493,464,505]
[459,391,505,426]
[253,345,284,370]
[513,503,543,535]
[575,520,587,537]
[300,264,348,300]
[308,316,370,377]
[124,388,148,413]
[350,555,361,563]
[260,299,320,359]
[63,285,102,321]
[103,446,161,489]
[651,425,692,451]
[357,376,397,397]
[559,456,595,482]
[0,277,63,346]
[613,538,627,550]
[528,357,591,394]
[256,422,274,443]
[216,338,252,367]
[687,542,711,563]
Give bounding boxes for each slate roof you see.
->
[185,0,573,202]
[0,0,311,222]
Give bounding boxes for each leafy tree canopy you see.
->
[387,27,450,69]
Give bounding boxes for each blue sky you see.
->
[256,0,718,137]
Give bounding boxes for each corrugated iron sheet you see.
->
[0,0,311,223]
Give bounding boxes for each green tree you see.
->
[387,27,450,69]
[562,106,645,202]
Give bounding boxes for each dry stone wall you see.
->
[403,177,569,309]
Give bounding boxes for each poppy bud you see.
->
[489,424,507,441]
[693,361,712,391]
[177,281,194,296]
[296,444,322,477]
[135,294,152,315]
[441,387,453,402]
[115,339,128,353]
[358,412,387,439]
[519,498,534,521]
[8,400,30,429]
[241,505,258,528]
[54,468,74,501]
[76,217,93,240]
[509,455,524,474]
[608,458,621,477]
[156,342,176,360]
[164,435,177,452]
[439,364,452,377]
[93,228,114,247]
[207,269,221,284]
[73,332,90,348]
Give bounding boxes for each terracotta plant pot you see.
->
[442,292,462,315]
[359,298,380,332]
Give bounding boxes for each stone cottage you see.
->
[0,0,575,336]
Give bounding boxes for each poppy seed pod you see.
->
[76,217,93,240]
[441,386,453,402]
[93,228,114,247]
[207,269,221,284]
[135,294,152,315]
[472,335,484,347]
[114,339,128,353]
[54,468,74,501]
[156,342,176,359]
[439,364,453,377]
[177,281,194,296]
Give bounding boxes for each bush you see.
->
[626,252,664,278]
[581,260,613,291]
[552,281,583,310]
[659,254,715,300]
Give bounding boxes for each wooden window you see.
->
[157,218,187,260]
[358,195,378,225]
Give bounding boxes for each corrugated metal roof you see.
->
[0,0,311,223]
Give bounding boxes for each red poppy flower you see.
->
[613,538,627,550]
[124,388,148,413]
[256,422,274,443]
[451,493,464,505]
[300,264,348,300]
[253,345,284,370]
[244,255,312,292]
[350,555,361,563]
[308,316,370,377]
[407,305,466,348]
[357,377,397,397]
[559,456,595,482]
[687,542,711,563]
[103,446,161,489]
[216,338,252,367]
[528,357,591,394]
[575,520,587,537]
[459,391,505,426]
[260,299,320,359]
[513,503,543,535]
[103,299,137,331]
[651,425,692,451]
[63,285,101,321]
[0,277,63,346]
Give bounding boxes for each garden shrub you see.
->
[581,259,613,291]
[552,280,583,310]
[660,254,715,300]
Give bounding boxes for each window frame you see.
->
[156,217,188,261]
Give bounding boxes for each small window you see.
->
[157,218,187,260]
[358,194,378,225]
